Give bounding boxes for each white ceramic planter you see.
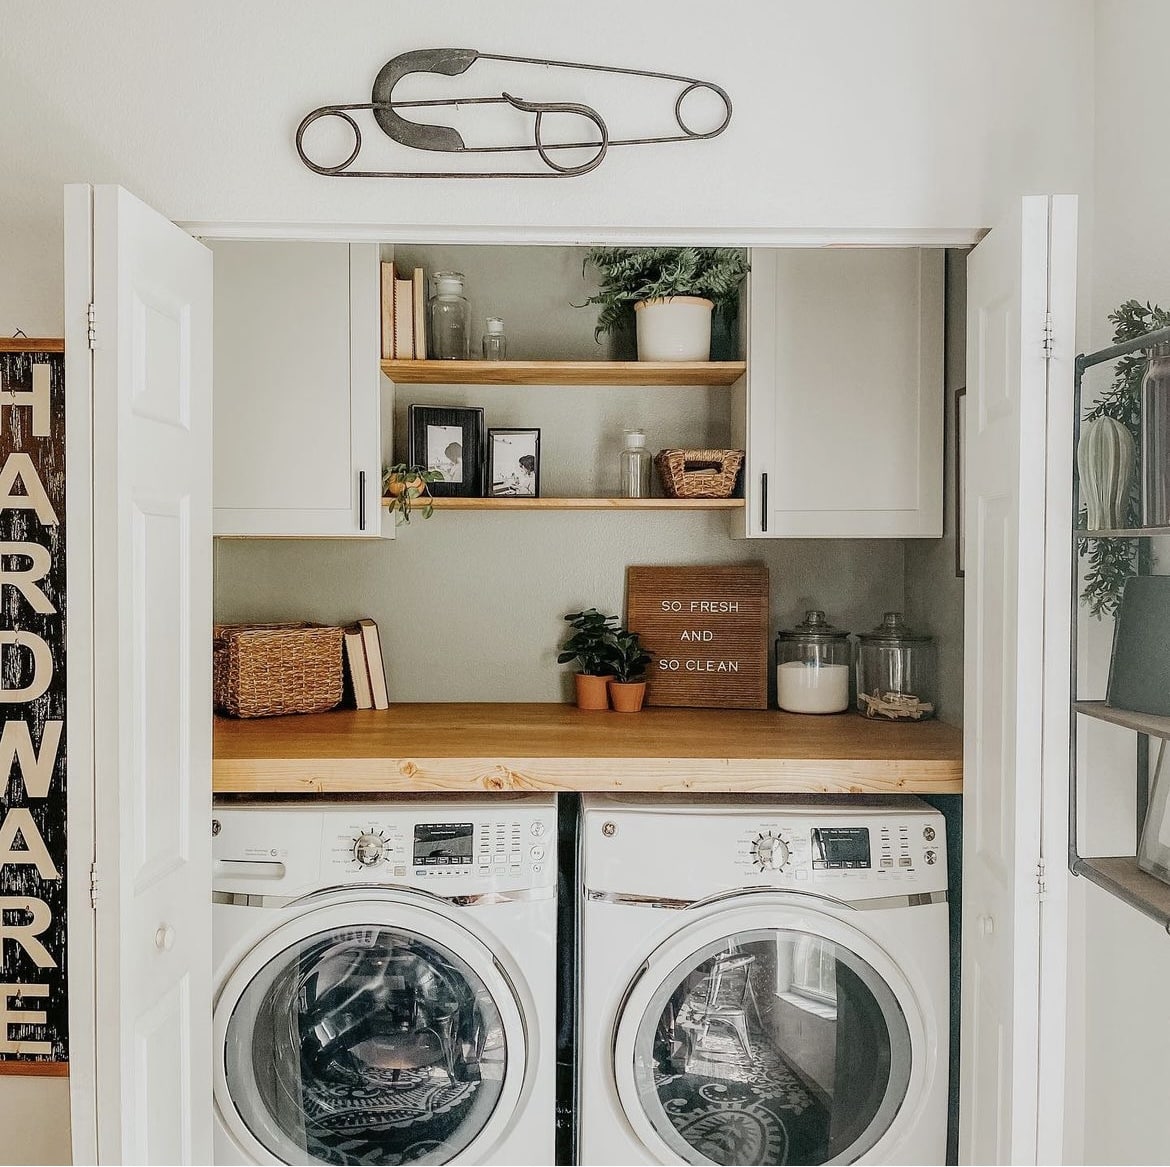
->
[634,296,714,362]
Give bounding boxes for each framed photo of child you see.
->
[488,428,541,498]
[408,405,484,497]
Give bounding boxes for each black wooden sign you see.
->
[0,342,66,1067]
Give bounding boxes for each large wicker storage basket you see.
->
[654,448,745,499]
[213,623,344,718]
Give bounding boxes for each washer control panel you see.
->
[212,799,557,899]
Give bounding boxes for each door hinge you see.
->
[1036,857,1048,900]
[1042,311,1054,360]
[89,860,99,910]
[86,302,97,350]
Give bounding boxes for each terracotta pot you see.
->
[575,673,614,711]
[608,680,647,713]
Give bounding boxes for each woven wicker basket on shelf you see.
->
[213,622,344,718]
[654,448,745,499]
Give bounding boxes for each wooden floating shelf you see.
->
[1074,856,1170,932]
[212,703,963,795]
[1075,700,1170,739]
[1074,526,1170,539]
[380,359,747,387]
[384,496,745,511]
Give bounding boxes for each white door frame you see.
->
[67,210,1075,1162]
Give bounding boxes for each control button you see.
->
[353,832,386,867]
[751,831,790,872]
[530,844,546,861]
[923,825,937,842]
[925,850,937,865]
[533,863,543,874]
[493,866,507,875]
[898,855,913,867]
[795,870,809,880]
[880,857,894,868]
[531,821,546,837]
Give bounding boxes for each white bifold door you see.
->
[960,194,1077,1165]
[65,185,214,1164]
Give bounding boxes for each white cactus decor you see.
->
[1078,416,1136,530]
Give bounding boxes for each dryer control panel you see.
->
[213,797,557,901]
[583,794,946,903]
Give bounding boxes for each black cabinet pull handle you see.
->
[761,471,768,533]
[359,470,367,531]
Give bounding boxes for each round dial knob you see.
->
[353,832,385,867]
[752,832,790,871]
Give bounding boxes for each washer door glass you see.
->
[630,927,911,1166]
[225,925,508,1166]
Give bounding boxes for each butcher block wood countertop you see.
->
[212,703,963,795]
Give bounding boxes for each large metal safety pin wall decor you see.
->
[296,48,733,179]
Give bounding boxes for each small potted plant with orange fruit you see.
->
[383,464,443,524]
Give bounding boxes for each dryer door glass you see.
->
[224,925,508,1165]
[629,927,911,1166]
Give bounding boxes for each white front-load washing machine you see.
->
[578,794,949,1166]
[212,796,557,1166]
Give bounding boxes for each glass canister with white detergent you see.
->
[775,610,852,714]
[855,612,937,721]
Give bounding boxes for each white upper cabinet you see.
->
[741,247,944,538]
[210,241,384,537]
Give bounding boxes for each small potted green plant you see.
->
[383,464,443,524]
[579,247,749,362]
[558,609,620,710]
[608,628,653,713]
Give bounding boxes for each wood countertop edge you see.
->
[212,755,962,795]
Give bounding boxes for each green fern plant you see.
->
[579,247,749,340]
[1079,299,1170,617]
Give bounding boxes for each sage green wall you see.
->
[214,521,907,703]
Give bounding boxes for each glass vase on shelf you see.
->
[855,612,937,721]
[1141,341,1170,527]
[619,429,651,498]
[429,271,470,360]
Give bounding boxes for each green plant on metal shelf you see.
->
[578,247,749,340]
[1080,299,1170,617]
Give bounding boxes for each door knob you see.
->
[154,925,176,952]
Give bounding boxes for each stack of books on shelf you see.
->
[381,262,427,361]
[343,618,389,710]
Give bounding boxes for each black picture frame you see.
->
[487,428,541,498]
[408,404,485,497]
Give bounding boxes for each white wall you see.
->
[0,1,1096,1161]
[1066,3,1170,1162]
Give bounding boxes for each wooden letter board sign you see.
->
[626,565,769,709]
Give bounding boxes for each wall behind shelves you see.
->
[214,520,905,704]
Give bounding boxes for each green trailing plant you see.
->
[579,247,750,340]
[557,609,620,676]
[610,627,652,684]
[382,463,443,524]
[1079,299,1170,617]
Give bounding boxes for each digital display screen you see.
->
[812,827,871,869]
[413,823,474,865]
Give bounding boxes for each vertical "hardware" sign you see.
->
[0,341,66,1067]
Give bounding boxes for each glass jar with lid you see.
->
[855,612,937,720]
[775,609,851,714]
[429,271,471,360]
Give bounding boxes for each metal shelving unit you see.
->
[1069,324,1170,930]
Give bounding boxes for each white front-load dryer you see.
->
[212,796,557,1166]
[578,794,949,1166]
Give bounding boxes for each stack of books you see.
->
[342,618,389,710]
[380,262,427,360]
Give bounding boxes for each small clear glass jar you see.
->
[482,316,507,360]
[619,429,652,498]
[429,271,470,360]
[775,610,851,714]
[855,612,937,720]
